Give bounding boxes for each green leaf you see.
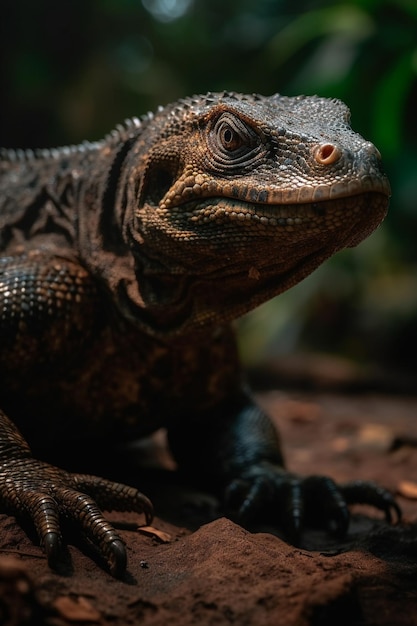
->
[267,4,374,67]
[373,50,417,156]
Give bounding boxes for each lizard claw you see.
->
[279,477,304,544]
[340,479,402,524]
[107,539,127,579]
[224,465,400,543]
[72,475,154,525]
[43,531,64,569]
[266,474,349,541]
[302,475,351,538]
[0,458,154,576]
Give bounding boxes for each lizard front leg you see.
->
[0,252,98,371]
[0,254,153,575]
[167,394,401,542]
[0,408,152,576]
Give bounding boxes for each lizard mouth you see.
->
[174,189,389,245]
[186,194,364,226]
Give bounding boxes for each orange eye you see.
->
[218,122,244,151]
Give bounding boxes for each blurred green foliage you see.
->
[1,0,417,370]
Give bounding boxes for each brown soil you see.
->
[1,388,417,625]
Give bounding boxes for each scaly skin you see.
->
[0,92,399,576]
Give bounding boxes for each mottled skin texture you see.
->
[0,92,400,577]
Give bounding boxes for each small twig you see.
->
[0,548,46,560]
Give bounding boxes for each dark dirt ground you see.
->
[2,362,417,625]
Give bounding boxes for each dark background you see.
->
[1,0,417,377]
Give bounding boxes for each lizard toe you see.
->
[49,486,129,574]
[107,539,127,579]
[71,475,154,525]
[303,475,350,538]
[340,480,402,524]
[280,478,304,545]
[43,531,64,569]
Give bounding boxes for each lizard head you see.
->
[116,92,390,335]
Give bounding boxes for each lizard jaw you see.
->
[158,168,391,213]
[160,190,389,246]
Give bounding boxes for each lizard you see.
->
[0,91,400,577]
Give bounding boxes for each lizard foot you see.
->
[224,463,401,544]
[0,458,153,577]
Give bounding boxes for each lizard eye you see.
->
[217,121,245,152]
[207,112,263,171]
[213,113,256,155]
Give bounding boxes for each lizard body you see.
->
[0,92,398,576]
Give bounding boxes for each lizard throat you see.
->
[118,243,333,338]
[124,188,389,336]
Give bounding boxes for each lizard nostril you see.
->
[314,143,341,165]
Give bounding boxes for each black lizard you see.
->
[0,92,399,576]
